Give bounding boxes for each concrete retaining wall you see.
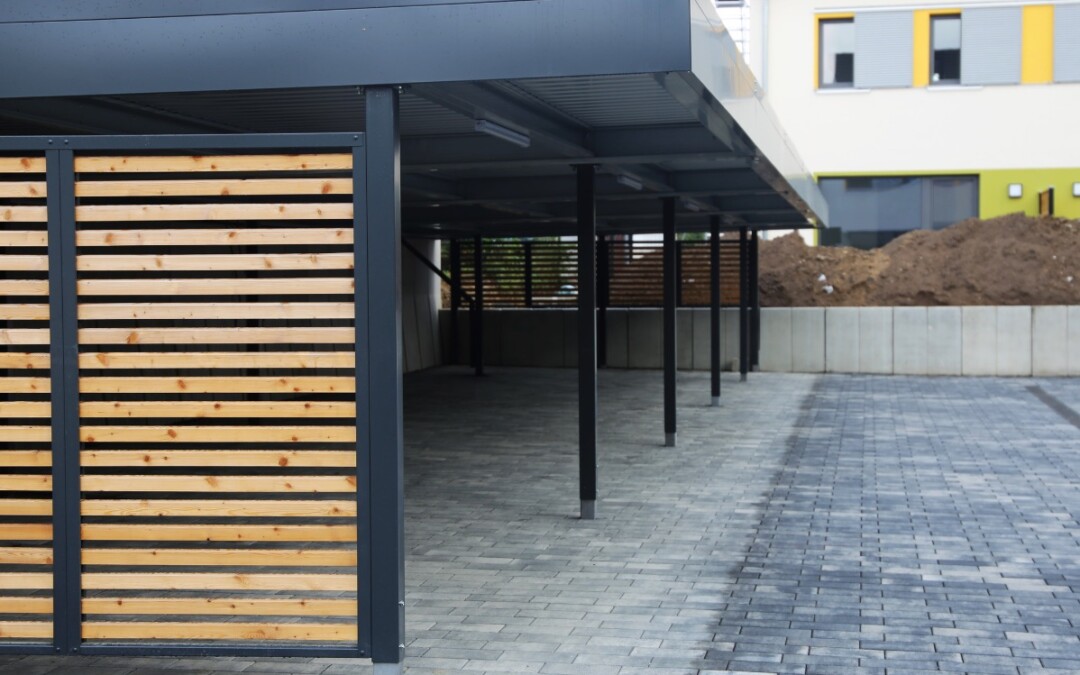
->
[401,239,442,373]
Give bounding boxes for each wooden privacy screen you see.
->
[73,153,360,644]
[0,155,54,643]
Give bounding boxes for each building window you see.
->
[819,19,855,87]
[931,14,961,84]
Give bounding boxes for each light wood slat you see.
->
[82,621,356,642]
[76,227,353,247]
[80,475,356,493]
[0,207,47,223]
[80,426,355,444]
[0,597,51,614]
[81,499,355,518]
[74,154,352,174]
[0,427,51,443]
[0,353,50,369]
[81,449,355,466]
[0,329,50,345]
[80,351,353,370]
[79,376,353,394]
[0,403,50,419]
[0,231,47,247]
[0,304,49,321]
[0,523,51,539]
[82,548,356,567]
[77,177,352,198]
[79,303,354,321]
[79,327,355,346]
[0,476,51,491]
[0,450,51,466]
[0,157,46,173]
[82,573,356,591]
[0,182,45,198]
[81,524,356,542]
[0,378,49,394]
[0,547,53,565]
[0,574,52,590]
[76,203,353,223]
[80,402,355,420]
[0,499,51,517]
[0,255,47,272]
[82,597,354,616]
[0,280,49,296]
[0,621,51,639]
[78,253,354,272]
[78,278,354,297]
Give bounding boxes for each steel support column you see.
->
[577,165,598,520]
[738,226,750,383]
[450,239,462,364]
[523,239,534,308]
[472,235,484,377]
[663,197,677,447]
[750,229,760,371]
[365,86,405,673]
[597,234,610,368]
[709,216,722,407]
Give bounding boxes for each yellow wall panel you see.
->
[1022,6,1054,84]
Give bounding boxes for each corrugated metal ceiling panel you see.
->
[502,75,697,128]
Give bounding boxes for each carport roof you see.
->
[0,0,827,236]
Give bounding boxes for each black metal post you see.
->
[523,239,534,308]
[597,234,610,368]
[663,197,677,447]
[750,229,760,371]
[710,217,722,407]
[472,235,484,376]
[577,165,598,520]
[739,226,750,383]
[365,86,405,672]
[449,239,462,364]
[675,239,683,308]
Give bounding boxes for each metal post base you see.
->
[580,500,596,520]
[374,664,404,675]
[665,432,677,447]
[740,374,748,383]
[711,396,721,408]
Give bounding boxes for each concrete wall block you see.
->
[677,309,694,371]
[996,305,1032,376]
[1069,307,1080,376]
[605,309,629,369]
[927,307,962,376]
[691,309,709,371]
[495,310,559,367]
[1033,306,1068,376]
[962,306,997,376]
[790,308,825,373]
[893,307,928,375]
[858,307,893,374]
[722,308,740,371]
[825,307,859,373]
[760,308,793,372]
[563,310,578,369]
[627,309,663,369]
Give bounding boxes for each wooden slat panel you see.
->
[0,427,51,443]
[0,547,53,565]
[0,280,49,296]
[81,499,355,518]
[0,182,46,198]
[80,426,355,444]
[0,597,51,614]
[79,327,355,346]
[0,304,49,321]
[0,573,52,590]
[81,524,356,542]
[80,476,356,493]
[0,499,51,517]
[0,157,46,173]
[0,231,47,247]
[82,548,356,567]
[81,450,355,466]
[74,154,352,174]
[0,255,47,272]
[0,329,50,345]
[79,302,354,321]
[0,621,51,639]
[82,597,354,616]
[77,177,352,198]
[0,475,52,491]
[78,278,354,297]
[0,403,50,418]
[0,378,49,393]
[81,622,356,642]
[79,377,353,394]
[0,450,51,466]
[80,402,355,420]
[82,573,356,591]
[76,203,353,223]
[80,351,353,370]
[77,227,353,247]
[78,252,354,272]
[0,523,51,539]
[0,207,47,223]
[0,353,50,370]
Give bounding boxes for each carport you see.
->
[0,1,825,672]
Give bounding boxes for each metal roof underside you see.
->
[0,0,827,237]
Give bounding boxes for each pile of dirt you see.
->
[760,213,1080,307]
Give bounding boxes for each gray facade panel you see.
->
[961,7,1022,85]
[1056,4,1080,83]
[854,11,914,89]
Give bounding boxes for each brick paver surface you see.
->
[4,370,1080,674]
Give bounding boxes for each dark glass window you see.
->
[931,15,961,84]
[820,19,855,87]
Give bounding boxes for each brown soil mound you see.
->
[761,213,1080,306]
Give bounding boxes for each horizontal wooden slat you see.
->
[81,499,355,518]
[0,621,51,639]
[77,177,352,198]
[82,573,356,591]
[81,402,355,420]
[80,475,356,493]
[82,548,356,567]
[0,573,52,590]
[81,450,355,466]
[0,280,49,296]
[78,253,354,271]
[0,475,51,492]
[79,376,353,394]
[0,547,53,565]
[0,304,49,321]
[0,255,47,272]
[80,351,353,370]
[0,450,51,466]
[0,377,49,393]
[76,227,353,247]
[0,597,52,614]
[81,524,356,542]
[0,403,50,419]
[82,597,354,616]
[0,427,51,443]
[0,523,51,539]
[0,353,50,370]
[0,157,46,173]
[80,426,355,444]
[82,621,356,642]
[78,278,354,297]
[0,499,51,517]
[79,327,355,346]
[74,154,352,174]
[0,182,46,198]
[79,302,354,321]
[0,231,47,247]
[0,329,49,345]
[0,207,47,223]
[77,203,353,223]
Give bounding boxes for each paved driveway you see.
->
[3,370,1080,674]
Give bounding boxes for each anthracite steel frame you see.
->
[577,165,597,520]
[662,197,677,448]
[710,216,722,407]
[739,226,750,383]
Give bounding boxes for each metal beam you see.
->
[710,216,722,408]
[0,97,243,135]
[663,197,677,448]
[577,165,598,521]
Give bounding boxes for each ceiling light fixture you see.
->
[475,119,531,148]
[616,174,644,191]
[683,200,703,212]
